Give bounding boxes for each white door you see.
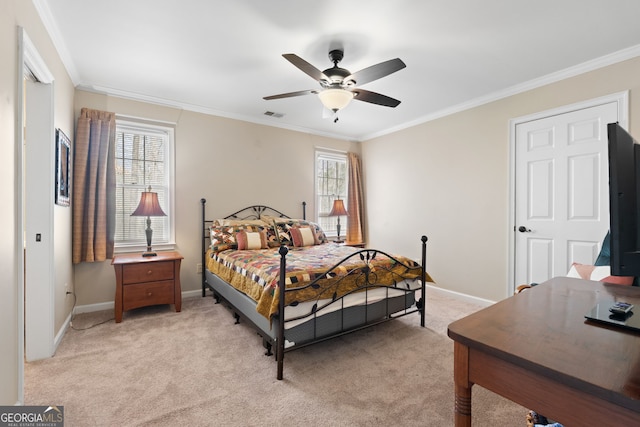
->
[24,77,55,361]
[514,101,620,287]
[20,29,56,367]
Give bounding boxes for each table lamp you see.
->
[131,186,166,257]
[328,198,348,243]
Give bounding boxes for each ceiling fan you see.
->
[263,49,406,115]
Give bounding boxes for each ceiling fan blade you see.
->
[283,54,329,82]
[351,89,401,107]
[263,89,317,100]
[344,58,406,86]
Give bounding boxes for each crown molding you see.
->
[361,44,640,141]
[33,0,80,84]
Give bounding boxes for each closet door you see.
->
[514,100,618,287]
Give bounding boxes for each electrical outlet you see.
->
[64,282,71,295]
[196,263,203,274]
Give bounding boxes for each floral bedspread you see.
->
[206,243,428,320]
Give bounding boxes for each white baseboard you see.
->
[53,311,72,352]
[425,283,495,307]
[182,290,202,300]
[73,289,203,314]
[73,301,114,314]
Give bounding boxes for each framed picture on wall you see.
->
[55,128,71,206]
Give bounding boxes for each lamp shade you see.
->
[131,188,166,217]
[329,199,348,217]
[318,89,354,112]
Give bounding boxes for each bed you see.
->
[200,199,431,379]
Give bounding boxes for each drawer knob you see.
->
[147,270,152,275]
[147,292,153,297]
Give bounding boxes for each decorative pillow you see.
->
[210,225,236,252]
[270,219,283,246]
[290,226,318,247]
[236,230,268,250]
[567,263,634,285]
[270,220,328,246]
[261,214,294,225]
[264,225,280,248]
[308,221,329,244]
[274,222,294,246]
[210,224,263,252]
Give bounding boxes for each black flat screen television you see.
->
[607,122,640,278]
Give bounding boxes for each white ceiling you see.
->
[35,0,640,141]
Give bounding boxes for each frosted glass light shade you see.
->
[318,89,354,112]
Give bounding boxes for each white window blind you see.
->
[114,120,174,249]
[315,150,348,236]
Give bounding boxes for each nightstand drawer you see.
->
[123,280,174,311]
[122,261,174,284]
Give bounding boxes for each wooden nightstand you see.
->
[111,251,183,323]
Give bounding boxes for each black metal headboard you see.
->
[222,205,292,221]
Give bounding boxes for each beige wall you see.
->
[73,90,359,306]
[51,42,76,341]
[362,56,640,302]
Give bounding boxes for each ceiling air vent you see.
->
[264,111,284,118]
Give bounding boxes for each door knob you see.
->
[518,226,532,233]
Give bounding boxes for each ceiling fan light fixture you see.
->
[318,88,354,112]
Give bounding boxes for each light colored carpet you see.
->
[25,289,526,426]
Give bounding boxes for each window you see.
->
[315,150,348,237]
[114,119,174,250]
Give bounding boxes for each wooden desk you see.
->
[447,277,640,426]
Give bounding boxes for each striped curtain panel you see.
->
[346,152,365,244]
[72,108,116,263]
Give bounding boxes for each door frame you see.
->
[507,91,629,295]
[16,26,55,403]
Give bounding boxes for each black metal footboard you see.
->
[275,237,428,380]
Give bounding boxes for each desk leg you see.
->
[453,341,472,427]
